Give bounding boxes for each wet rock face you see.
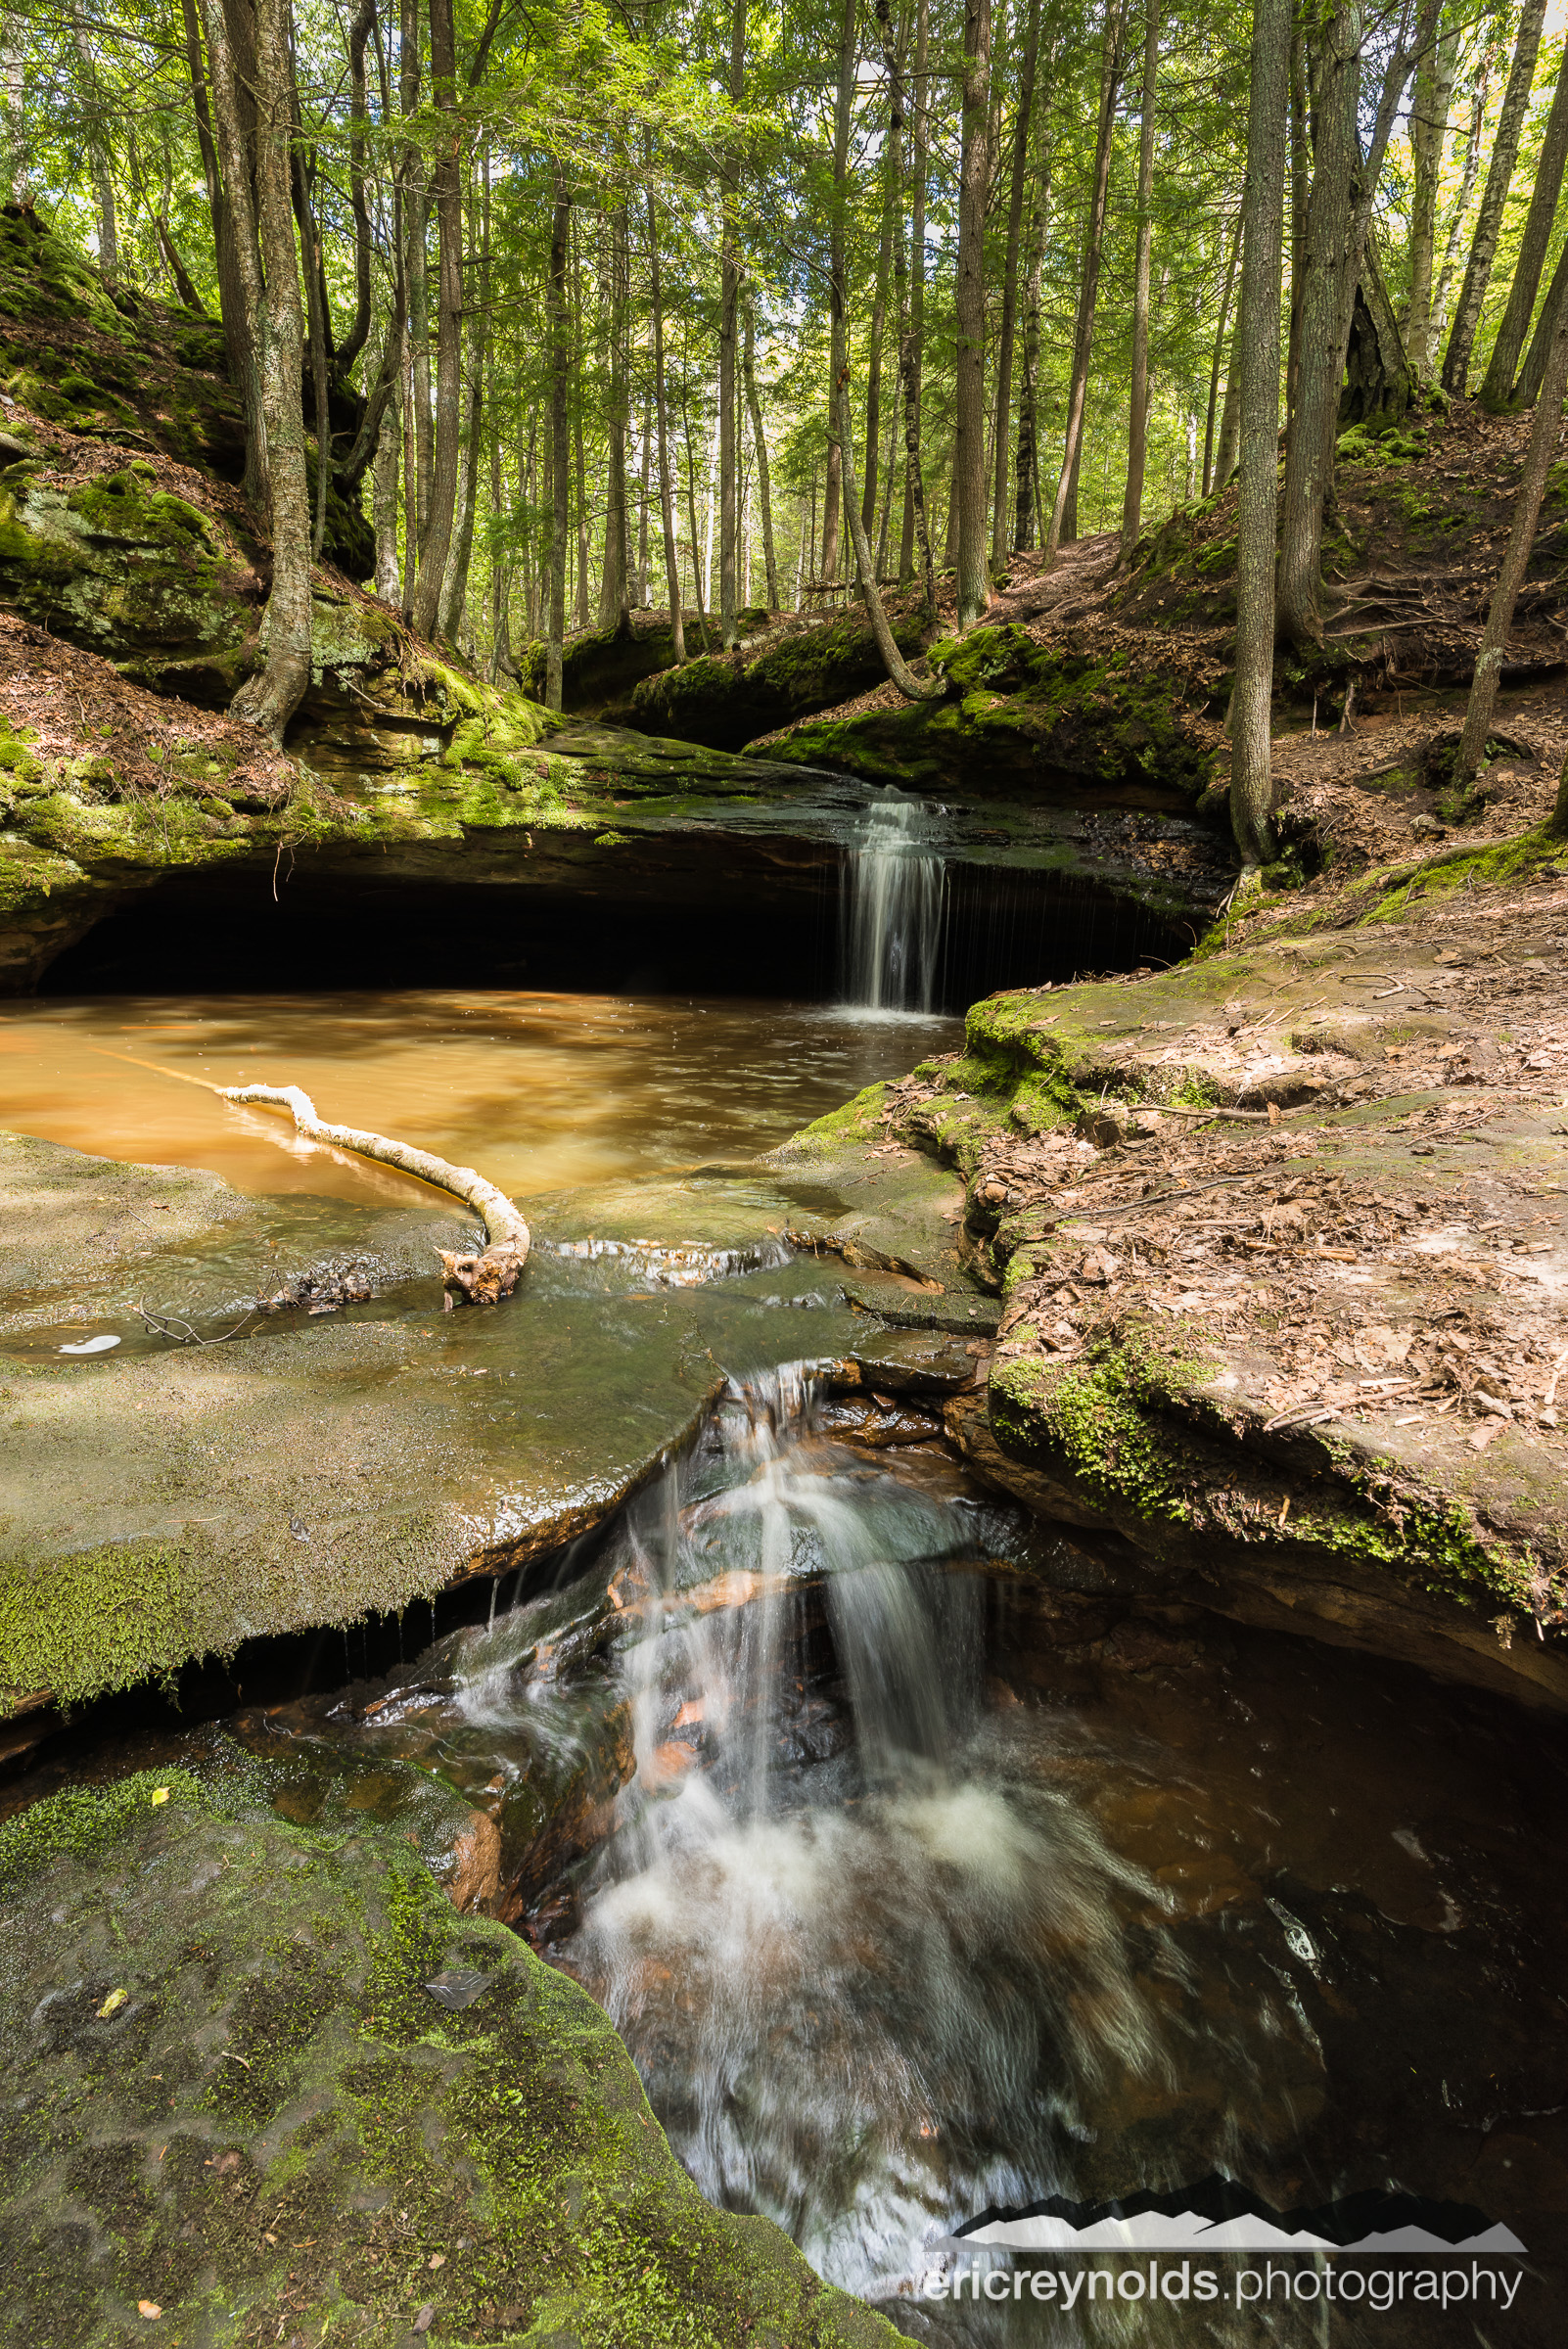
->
[0,1769,898,2348]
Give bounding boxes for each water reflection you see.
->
[0,990,960,1202]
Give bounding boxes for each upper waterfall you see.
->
[841,788,945,1013]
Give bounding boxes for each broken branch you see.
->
[217,1083,530,1306]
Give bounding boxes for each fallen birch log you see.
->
[218,1082,530,1305]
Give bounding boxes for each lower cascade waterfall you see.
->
[841,788,945,1012]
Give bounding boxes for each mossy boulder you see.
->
[772,624,1220,806]
[626,606,930,752]
[515,611,763,721]
[0,1765,898,2348]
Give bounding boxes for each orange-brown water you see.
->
[0,991,959,1204]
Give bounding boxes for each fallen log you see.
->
[218,1082,530,1305]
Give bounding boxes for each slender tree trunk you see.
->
[410,0,463,637]
[1120,0,1161,560]
[992,0,1042,564]
[1014,132,1049,548]
[648,180,685,663]
[229,0,312,742]
[1202,213,1242,495]
[863,136,897,536]
[72,22,118,278]
[291,138,331,559]
[680,370,709,646]
[1519,239,1568,404]
[0,15,24,202]
[1481,36,1568,406]
[1213,344,1242,489]
[1406,7,1457,374]
[339,0,377,375]
[1231,0,1291,868]
[1047,0,1128,554]
[1285,16,1308,412]
[1442,0,1547,394]
[837,384,945,700]
[371,315,401,601]
[399,0,433,552]
[954,0,993,624]
[545,172,571,712]
[1455,296,1568,783]
[742,290,779,611]
[598,202,631,629]
[1430,46,1489,348]
[438,182,484,643]
[635,390,651,607]
[197,0,268,510]
[717,0,745,645]
[1275,4,1359,652]
[878,0,934,606]
[821,0,857,586]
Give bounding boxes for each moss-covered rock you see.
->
[515,611,772,721]
[0,1766,899,2348]
[627,606,932,752]
[772,624,1220,805]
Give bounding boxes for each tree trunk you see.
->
[1119,0,1161,560]
[1430,46,1489,349]
[635,390,651,607]
[399,0,433,555]
[229,0,312,742]
[197,0,268,511]
[1481,34,1568,407]
[992,0,1042,565]
[438,180,484,645]
[1014,134,1049,548]
[1442,0,1547,394]
[1285,16,1308,410]
[680,369,709,646]
[545,172,571,712]
[1275,4,1359,652]
[954,0,992,625]
[157,217,208,315]
[72,22,118,278]
[837,384,945,701]
[1047,0,1128,554]
[339,0,377,376]
[820,0,856,587]
[863,131,897,537]
[648,178,685,663]
[899,0,934,601]
[1201,213,1242,495]
[742,290,779,611]
[1339,241,1414,429]
[1212,346,1242,491]
[1519,238,1568,404]
[598,201,631,630]
[371,314,401,602]
[1454,294,1568,786]
[718,0,745,645]
[410,0,463,638]
[1231,0,1291,868]
[1406,6,1457,374]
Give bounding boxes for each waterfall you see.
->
[841,788,945,1013]
[557,1367,1177,2300]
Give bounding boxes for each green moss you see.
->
[1346,823,1566,922]
[0,1541,202,1709]
[786,1081,890,1158]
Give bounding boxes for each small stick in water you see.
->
[218,1082,530,1306]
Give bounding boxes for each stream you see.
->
[3,811,1565,2344]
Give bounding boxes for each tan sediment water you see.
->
[0,990,960,1204]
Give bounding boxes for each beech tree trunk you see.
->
[371,314,401,601]
[899,0,934,599]
[954,0,992,626]
[598,201,631,630]
[1430,48,1488,351]
[1120,0,1161,560]
[545,172,571,711]
[992,0,1042,566]
[837,384,945,701]
[1442,0,1546,395]
[197,0,268,512]
[820,0,856,586]
[1480,35,1568,407]
[648,179,685,661]
[399,0,433,558]
[742,292,779,611]
[1406,8,1457,374]
[410,0,462,638]
[1274,4,1358,651]
[1454,294,1568,786]
[718,0,744,643]
[1231,0,1290,869]
[1519,239,1568,405]
[1047,0,1127,554]
[1014,136,1049,548]
[1201,212,1241,495]
[228,0,312,742]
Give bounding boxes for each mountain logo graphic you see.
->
[943,2176,1527,2256]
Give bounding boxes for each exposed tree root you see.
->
[218,1082,530,1304]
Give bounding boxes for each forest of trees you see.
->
[1,0,1566,829]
